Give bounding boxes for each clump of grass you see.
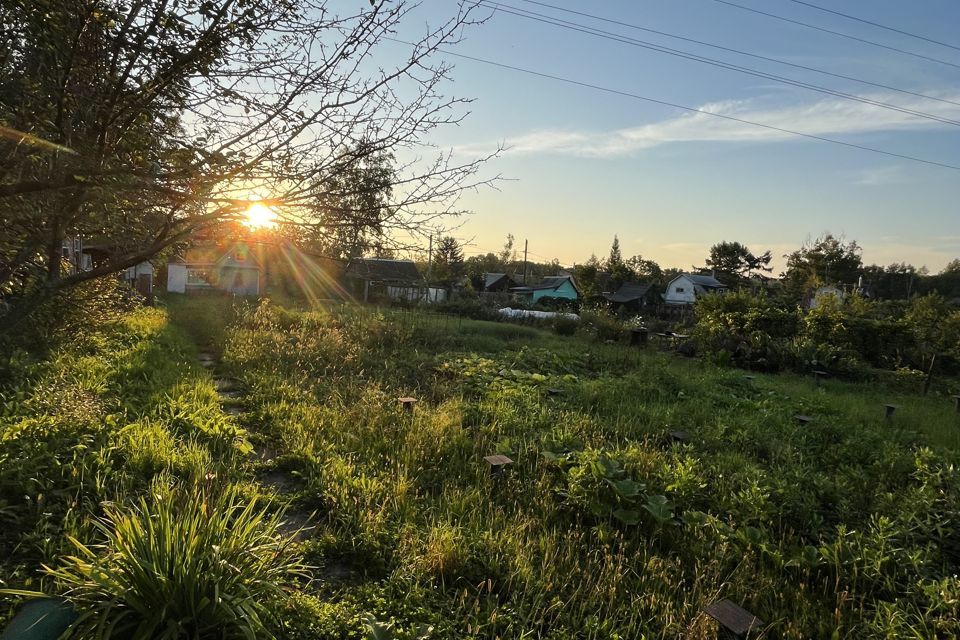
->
[39,485,307,639]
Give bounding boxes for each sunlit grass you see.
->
[3,298,959,638]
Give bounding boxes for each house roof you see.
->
[512,275,580,294]
[534,275,579,292]
[178,242,261,269]
[218,243,260,269]
[605,282,654,303]
[345,258,422,283]
[484,272,514,289]
[684,273,727,288]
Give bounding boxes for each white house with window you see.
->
[663,273,728,305]
[167,242,262,296]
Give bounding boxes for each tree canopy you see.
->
[432,236,465,285]
[704,241,772,286]
[782,234,863,301]
[0,0,495,329]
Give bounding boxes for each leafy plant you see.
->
[21,485,306,639]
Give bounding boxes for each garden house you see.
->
[483,272,518,292]
[167,241,263,296]
[663,273,727,305]
[604,281,660,312]
[510,275,580,303]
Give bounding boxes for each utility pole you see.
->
[523,239,528,285]
[426,233,433,284]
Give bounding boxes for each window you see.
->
[187,269,211,285]
[675,287,685,293]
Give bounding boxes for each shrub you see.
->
[536,296,580,313]
[430,297,500,321]
[579,310,623,342]
[553,316,579,336]
[37,485,306,639]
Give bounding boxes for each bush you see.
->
[553,316,579,336]
[37,485,306,639]
[430,297,500,321]
[536,296,580,313]
[579,310,623,342]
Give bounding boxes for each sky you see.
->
[388,0,960,273]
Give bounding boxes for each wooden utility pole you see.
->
[426,233,433,283]
[523,239,528,285]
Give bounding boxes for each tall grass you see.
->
[221,300,960,638]
[4,297,959,638]
[38,484,306,639]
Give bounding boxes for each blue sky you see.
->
[395,0,960,272]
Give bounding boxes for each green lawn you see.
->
[2,294,959,638]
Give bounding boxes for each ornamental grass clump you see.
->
[43,486,307,639]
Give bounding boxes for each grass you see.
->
[2,293,959,638]
[219,298,960,638]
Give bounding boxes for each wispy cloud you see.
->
[456,92,960,158]
[852,165,907,186]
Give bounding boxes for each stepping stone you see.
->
[0,598,77,640]
[743,375,756,382]
[255,443,278,462]
[277,511,315,542]
[218,388,246,399]
[669,430,690,443]
[794,414,813,426]
[703,599,764,638]
[214,378,243,392]
[546,388,563,397]
[260,471,296,494]
[320,560,356,583]
[224,405,246,417]
[484,454,513,476]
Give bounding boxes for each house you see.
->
[663,273,727,305]
[344,257,445,303]
[61,236,93,273]
[483,273,518,292]
[604,282,659,312]
[64,235,154,298]
[510,275,580,303]
[167,241,263,296]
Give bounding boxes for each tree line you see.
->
[432,232,960,304]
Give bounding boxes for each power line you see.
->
[385,37,960,171]
[479,1,960,128]
[708,0,960,70]
[785,0,960,53]
[511,0,960,109]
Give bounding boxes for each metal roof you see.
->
[534,275,578,291]
[684,273,727,288]
[484,272,517,289]
[605,282,654,303]
[345,258,422,283]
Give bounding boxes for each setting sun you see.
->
[244,201,277,229]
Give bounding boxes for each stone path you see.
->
[197,347,311,540]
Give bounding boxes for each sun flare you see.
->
[244,201,276,229]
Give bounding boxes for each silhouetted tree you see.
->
[782,234,863,302]
[705,241,771,287]
[433,236,465,284]
[0,0,494,330]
